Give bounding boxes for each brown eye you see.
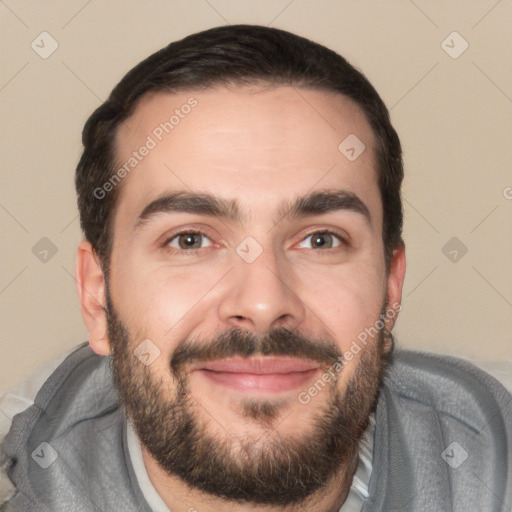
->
[168,232,211,250]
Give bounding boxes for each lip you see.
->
[192,357,321,393]
[197,357,319,374]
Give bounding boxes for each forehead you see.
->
[112,85,380,232]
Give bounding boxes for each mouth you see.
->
[191,357,321,393]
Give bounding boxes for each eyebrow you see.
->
[133,189,371,231]
[278,189,372,227]
[134,192,243,230]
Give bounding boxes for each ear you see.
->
[385,241,406,332]
[75,240,110,356]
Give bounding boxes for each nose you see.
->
[217,243,306,333]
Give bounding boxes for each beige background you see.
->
[1,0,511,395]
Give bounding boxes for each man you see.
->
[1,24,511,512]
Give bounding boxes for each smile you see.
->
[192,357,321,393]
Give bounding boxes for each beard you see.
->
[107,295,391,507]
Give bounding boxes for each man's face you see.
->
[102,85,403,504]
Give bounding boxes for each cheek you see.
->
[110,258,226,345]
[297,260,386,353]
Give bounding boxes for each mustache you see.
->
[170,327,342,377]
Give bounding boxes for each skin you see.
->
[76,85,406,511]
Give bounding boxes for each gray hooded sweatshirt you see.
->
[1,345,511,511]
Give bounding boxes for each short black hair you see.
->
[75,24,404,275]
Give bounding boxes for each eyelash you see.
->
[162,229,213,254]
[299,229,348,249]
[162,228,349,253]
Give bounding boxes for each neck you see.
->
[141,446,359,512]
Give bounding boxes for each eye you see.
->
[167,231,213,250]
[297,231,344,250]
